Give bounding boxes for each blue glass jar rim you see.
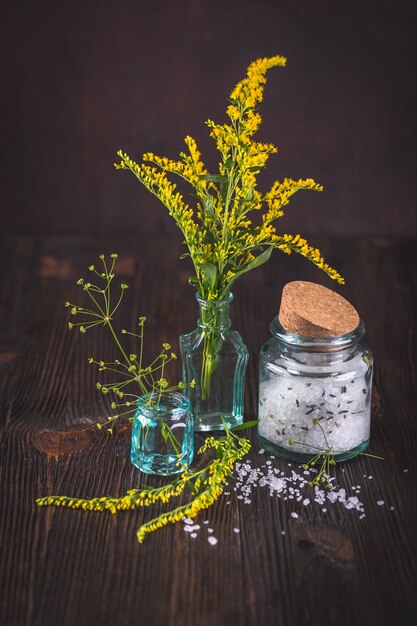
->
[269,317,366,351]
[136,391,191,417]
[196,292,234,305]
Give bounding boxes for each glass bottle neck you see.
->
[196,293,232,331]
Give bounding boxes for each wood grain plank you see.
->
[0,236,416,626]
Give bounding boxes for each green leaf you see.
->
[188,275,200,287]
[221,246,273,296]
[179,253,190,260]
[202,230,216,244]
[220,181,228,202]
[203,195,215,216]
[215,446,224,459]
[200,263,218,291]
[243,188,254,203]
[230,420,259,432]
[199,174,228,183]
[213,334,224,354]
[186,480,199,495]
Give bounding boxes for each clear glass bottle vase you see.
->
[180,293,249,431]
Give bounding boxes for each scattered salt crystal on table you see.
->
[258,449,265,455]
[403,469,409,472]
[233,458,368,518]
[183,525,196,533]
[179,451,387,543]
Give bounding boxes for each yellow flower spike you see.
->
[230,55,287,109]
[273,234,345,284]
[226,105,240,121]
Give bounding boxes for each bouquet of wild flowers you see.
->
[115,54,344,398]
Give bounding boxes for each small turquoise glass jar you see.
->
[131,392,194,475]
[180,293,249,431]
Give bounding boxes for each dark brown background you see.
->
[1,0,416,237]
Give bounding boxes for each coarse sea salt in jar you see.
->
[257,281,373,462]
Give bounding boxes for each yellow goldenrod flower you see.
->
[115,55,343,298]
[37,424,253,545]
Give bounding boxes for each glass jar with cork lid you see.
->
[257,281,373,462]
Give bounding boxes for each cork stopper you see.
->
[278,281,360,338]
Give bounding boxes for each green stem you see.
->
[107,321,130,367]
[199,304,222,401]
[158,359,165,405]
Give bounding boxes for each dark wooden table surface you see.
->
[1,234,416,626]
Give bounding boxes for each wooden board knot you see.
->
[33,427,95,458]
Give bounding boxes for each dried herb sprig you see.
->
[289,418,383,489]
[65,254,194,431]
[36,420,255,543]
